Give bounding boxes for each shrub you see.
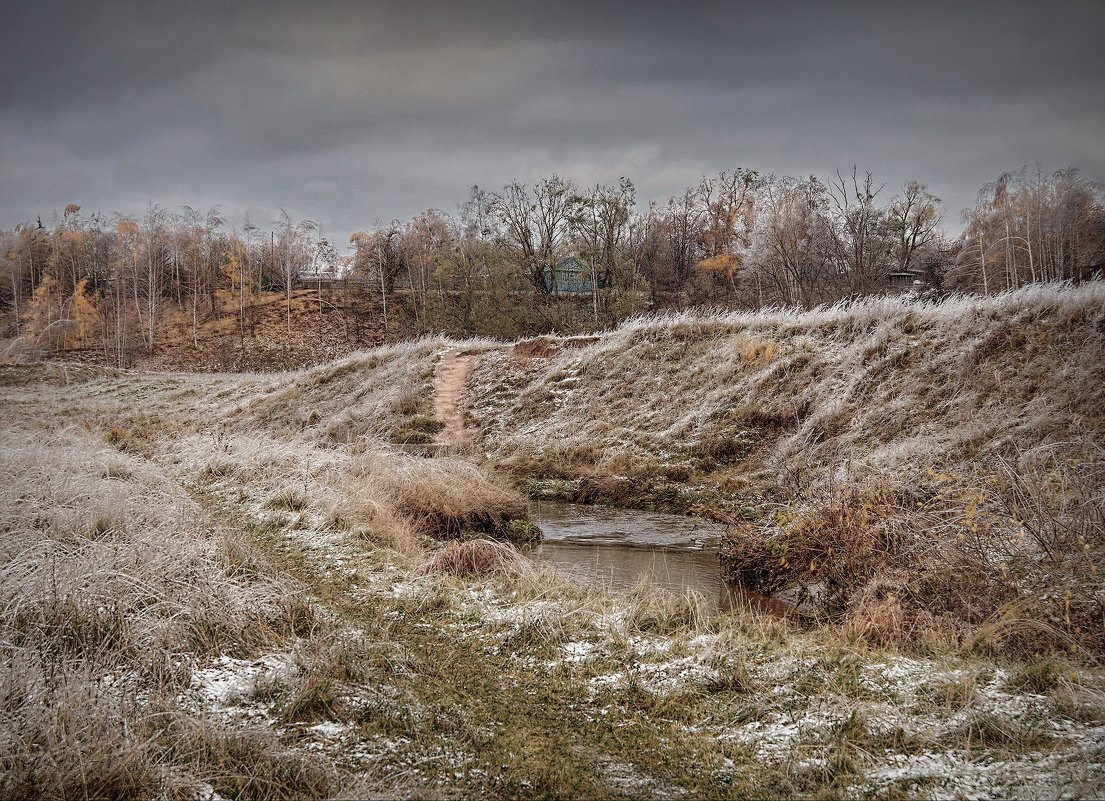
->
[420,539,527,577]
[366,455,528,538]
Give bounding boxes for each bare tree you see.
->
[950,168,1105,292]
[275,211,317,334]
[748,176,836,307]
[493,176,575,296]
[829,168,893,296]
[569,179,638,324]
[888,180,943,274]
[695,169,761,293]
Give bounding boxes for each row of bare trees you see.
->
[0,205,330,364]
[342,168,951,333]
[950,167,1105,292]
[2,167,1103,356]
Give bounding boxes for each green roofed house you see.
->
[547,256,594,295]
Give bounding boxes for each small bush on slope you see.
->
[721,442,1105,656]
[420,538,528,577]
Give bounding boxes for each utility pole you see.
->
[376,244,388,332]
[315,223,324,315]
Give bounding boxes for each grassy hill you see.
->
[466,283,1104,485]
[2,282,1104,799]
[460,283,1105,652]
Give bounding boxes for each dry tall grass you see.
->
[468,282,1105,479]
[171,427,528,551]
[221,337,444,443]
[0,423,328,799]
[721,441,1105,655]
[461,282,1105,654]
[3,294,1105,795]
[420,539,528,577]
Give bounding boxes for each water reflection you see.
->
[525,500,789,616]
[528,500,725,549]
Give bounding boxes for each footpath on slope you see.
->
[431,336,601,453]
[432,348,480,452]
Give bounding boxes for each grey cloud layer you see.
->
[2,0,1102,242]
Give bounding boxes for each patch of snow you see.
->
[305,720,352,741]
[186,653,292,707]
[562,640,599,663]
[857,745,1105,801]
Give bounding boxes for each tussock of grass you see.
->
[922,673,979,711]
[952,712,1052,750]
[1006,656,1069,694]
[185,424,529,550]
[501,602,588,649]
[152,712,339,800]
[0,672,163,801]
[266,486,308,511]
[358,452,528,539]
[420,538,528,577]
[624,582,710,636]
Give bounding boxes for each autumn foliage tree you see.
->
[1,165,1101,366]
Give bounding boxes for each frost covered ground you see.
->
[178,469,1105,798]
[4,286,1105,800]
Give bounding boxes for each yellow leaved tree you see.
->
[68,278,101,347]
[21,274,100,353]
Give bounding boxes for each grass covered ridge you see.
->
[467,283,1105,478]
[464,283,1105,657]
[2,282,1104,798]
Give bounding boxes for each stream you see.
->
[524,500,789,616]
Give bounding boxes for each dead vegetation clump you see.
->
[721,443,1105,656]
[149,711,340,800]
[356,452,529,539]
[624,582,710,636]
[420,538,528,577]
[720,474,969,616]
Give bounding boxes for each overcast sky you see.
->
[2,0,1102,248]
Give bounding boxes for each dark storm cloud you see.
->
[2,0,1103,243]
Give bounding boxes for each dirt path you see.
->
[433,349,478,451]
[431,340,558,451]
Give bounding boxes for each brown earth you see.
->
[433,349,478,451]
[37,288,386,372]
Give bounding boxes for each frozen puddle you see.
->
[525,500,789,616]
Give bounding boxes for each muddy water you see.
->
[524,500,789,616]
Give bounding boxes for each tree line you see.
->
[2,165,1103,363]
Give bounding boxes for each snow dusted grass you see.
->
[3,286,1105,799]
[469,282,1105,477]
[0,421,334,799]
[465,282,1105,657]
